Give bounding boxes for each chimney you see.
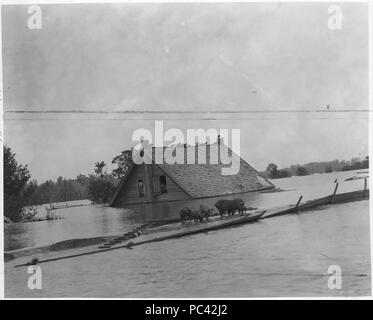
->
[143,164,154,202]
[217,135,221,163]
[195,141,198,164]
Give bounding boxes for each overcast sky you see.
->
[2,2,369,182]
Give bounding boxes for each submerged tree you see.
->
[265,163,279,179]
[264,163,290,179]
[325,165,333,173]
[88,161,117,203]
[296,166,308,176]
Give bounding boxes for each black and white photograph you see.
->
[1,1,371,299]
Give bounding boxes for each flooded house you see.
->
[109,139,274,207]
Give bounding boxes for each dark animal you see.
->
[199,205,214,221]
[180,206,206,223]
[190,210,204,223]
[180,207,193,222]
[214,198,246,216]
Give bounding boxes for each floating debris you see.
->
[27,257,39,265]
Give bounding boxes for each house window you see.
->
[152,175,167,194]
[137,179,145,198]
[152,177,160,193]
[160,175,167,194]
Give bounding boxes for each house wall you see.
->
[112,164,191,207]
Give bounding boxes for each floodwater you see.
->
[4,170,371,297]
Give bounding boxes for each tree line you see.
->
[4,143,369,222]
[262,156,369,179]
[3,145,132,222]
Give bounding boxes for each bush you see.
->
[88,176,116,203]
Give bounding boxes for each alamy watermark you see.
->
[27,5,42,30]
[27,265,42,290]
[131,121,241,175]
[327,265,342,290]
[327,5,343,30]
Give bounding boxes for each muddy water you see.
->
[4,170,368,251]
[4,170,371,297]
[5,199,370,297]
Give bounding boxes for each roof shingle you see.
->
[146,142,274,197]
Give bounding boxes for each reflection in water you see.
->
[4,170,368,251]
[127,191,263,223]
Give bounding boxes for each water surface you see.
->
[5,170,368,251]
[4,170,371,297]
[5,200,370,297]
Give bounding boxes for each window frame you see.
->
[137,178,145,198]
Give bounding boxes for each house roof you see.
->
[109,142,274,205]
[155,143,274,197]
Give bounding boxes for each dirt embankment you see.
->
[49,237,110,251]
[4,235,119,262]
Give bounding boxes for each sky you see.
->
[2,2,369,182]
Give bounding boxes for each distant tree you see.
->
[76,174,90,187]
[28,177,89,205]
[277,169,291,178]
[264,156,367,178]
[24,180,38,202]
[324,165,333,173]
[341,165,352,171]
[265,163,279,179]
[94,161,106,176]
[88,162,116,203]
[112,150,133,179]
[265,163,290,179]
[362,156,369,168]
[296,166,308,176]
[3,145,33,221]
[351,157,361,165]
[87,176,116,203]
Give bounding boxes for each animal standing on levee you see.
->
[179,200,256,223]
[179,205,214,223]
[214,198,257,216]
[199,204,214,221]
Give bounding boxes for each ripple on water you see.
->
[4,172,371,297]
